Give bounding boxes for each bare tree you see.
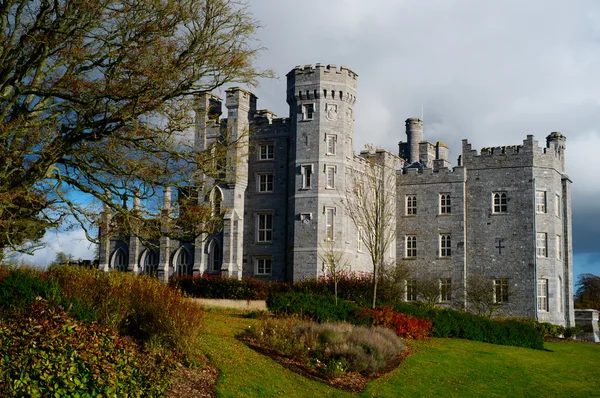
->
[462,275,507,318]
[0,0,272,256]
[416,277,443,308]
[341,149,400,308]
[318,237,350,306]
[379,260,413,304]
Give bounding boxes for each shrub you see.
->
[0,299,178,397]
[361,306,432,340]
[267,292,360,323]
[0,265,61,314]
[245,316,405,376]
[170,274,273,300]
[391,302,544,349]
[47,266,204,362]
[171,272,374,303]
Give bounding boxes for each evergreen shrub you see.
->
[392,302,544,349]
[266,292,361,323]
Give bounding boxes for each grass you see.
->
[202,310,600,397]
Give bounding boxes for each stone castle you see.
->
[98,64,574,327]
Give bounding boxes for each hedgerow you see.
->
[170,272,374,303]
[392,302,544,349]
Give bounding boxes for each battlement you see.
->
[398,165,465,184]
[286,63,358,105]
[287,63,358,79]
[461,134,566,170]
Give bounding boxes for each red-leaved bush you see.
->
[361,306,432,340]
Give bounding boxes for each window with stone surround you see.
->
[257,213,273,243]
[536,233,547,257]
[492,192,507,213]
[257,173,274,193]
[558,276,563,313]
[405,235,417,258]
[555,194,561,218]
[175,248,192,277]
[440,234,451,258]
[556,235,562,260]
[405,279,417,301]
[326,166,336,189]
[258,143,274,160]
[406,195,417,215]
[440,278,452,302]
[325,207,335,240]
[302,103,314,120]
[536,191,547,213]
[301,164,313,188]
[440,193,451,214]
[112,248,128,272]
[326,134,336,155]
[493,279,509,303]
[256,257,272,276]
[357,227,363,252]
[537,279,548,312]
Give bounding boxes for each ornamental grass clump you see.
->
[245,316,405,376]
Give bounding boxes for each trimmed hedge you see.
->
[392,302,544,349]
[266,292,361,323]
[170,273,374,303]
[267,293,544,349]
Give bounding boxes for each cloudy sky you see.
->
[19,0,600,279]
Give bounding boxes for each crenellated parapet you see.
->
[286,64,357,105]
[461,134,567,171]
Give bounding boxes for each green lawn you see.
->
[201,310,600,397]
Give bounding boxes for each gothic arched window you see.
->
[142,250,159,277]
[112,248,128,272]
[176,248,192,277]
[208,240,221,272]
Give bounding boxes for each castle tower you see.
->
[286,64,358,280]
[218,87,254,278]
[405,118,423,163]
[546,132,566,170]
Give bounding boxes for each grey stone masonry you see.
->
[575,309,600,342]
[98,63,574,327]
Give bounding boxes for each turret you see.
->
[194,92,222,153]
[405,118,423,163]
[286,64,358,281]
[546,132,566,170]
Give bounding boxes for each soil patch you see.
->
[167,361,219,398]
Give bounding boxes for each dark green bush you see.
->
[170,275,274,300]
[0,299,178,397]
[267,292,361,323]
[392,302,544,349]
[171,272,374,303]
[0,266,60,314]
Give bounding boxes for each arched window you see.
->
[493,192,508,213]
[208,240,221,272]
[176,248,192,277]
[142,250,159,277]
[112,248,128,272]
